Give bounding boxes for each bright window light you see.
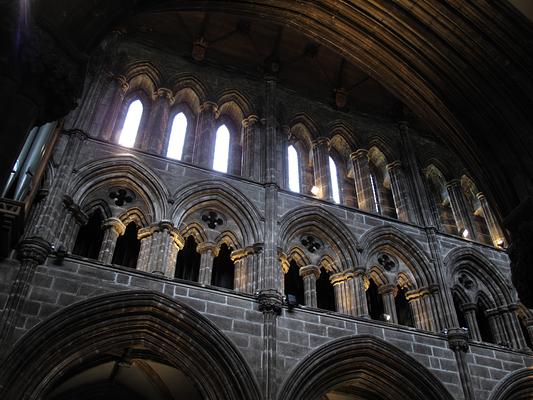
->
[166,112,187,160]
[370,173,381,213]
[288,145,300,193]
[329,156,340,204]
[213,124,230,173]
[118,100,143,148]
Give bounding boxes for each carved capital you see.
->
[242,114,260,128]
[199,101,218,114]
[446,179,461,190]
[330,271,346,285]
[101,217,126,236]
[18,236,52,265]
[386,160,402,172]
[447,327,470,352]
[197,242,216,256]
[257,289,283,315]
[312,137,330,149]
[350,149,368,161]
[299,265,321,279]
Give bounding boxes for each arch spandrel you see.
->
[67,155,171,223]
[278,206,359,272]
[444,247,515,307]
[0,291,261,400]
[171,180,263,247]
[359,225,434,288]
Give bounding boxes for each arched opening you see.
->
[316,267,335,311]
[287,144,301,193]
[118,100,143,148]
[72,208,104,260]
[329,156,341,204]
[112,221,141,268]
[453,293,469,330]
[368,147,396,219]
[166,112,188,160]
[284,260,304,306]
[45,359,202,400]
[425,166,456,234]
[213,124,230,173]
[476,300,495,344]
[395,286,414,327]
[174,235,201,282]
[0,291,261,400]
[366,279,384,321]
[211,243,234,289]
[278,335,455,400]
[461,176,492,245]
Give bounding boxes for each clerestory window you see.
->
[329,156,340,204]
[118,100,143,148]
[213,124,230,173]
[166,112,188,160]
[288,145,300,193]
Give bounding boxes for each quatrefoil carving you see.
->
[301,235,321,253]
[201,211,224,229]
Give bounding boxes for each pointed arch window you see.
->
[329,156,341,204]
[288,145,300,193]
[118,100,143,148]
[213,125,230,173]
[167,112,188,160]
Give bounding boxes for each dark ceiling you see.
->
[119,10,404,117]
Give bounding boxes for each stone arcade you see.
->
[1,2,533,400]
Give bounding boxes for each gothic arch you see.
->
[216,89,255,119]
[288,114,321,143]
[278,206,359,272]
[0,291,261,400]
[67,155,170,223]
[327,120,358,150]
[277,335,454,400]
[359,225,434,288]
[123,60,162,92]
[172,180,262,246]
[367,135,398,163]
[488,368,533,400]
[444,247,515,306]
[171,73,209,109]
[173,87,202,116]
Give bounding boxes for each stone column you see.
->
[143,88,173,155]
[477,192,506,246]
[55,195,88,253]
[231,248,249,293]
[27,130,87,243]
[192,101,218,169]
[461,303,481,341]
[0,237,51,352]
[311,137,332,201]
[350,149,378,213]
[405,287,436,331]
[447,328,475,400]
[241,115,263,182]
[398,121,433,226]
[379,284,398,323]
[257,289,283,400]
[353,268,369,317]
[447,179,476,239]
[330,270,357,316]
[137,221,183,277]
[500,305,528,349]
[525,318,533,346]
[101,75,129,142]
[300,265,320,308]
[387,161,415,223]
[98,218,126,264]
[197,242,216,286]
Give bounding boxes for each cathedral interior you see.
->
[1,1,533,399]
